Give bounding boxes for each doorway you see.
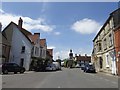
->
[20,58,24,67]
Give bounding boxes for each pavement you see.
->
[2,67,119,88]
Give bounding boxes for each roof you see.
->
[47,49,53,56]
[40,39,46,47]
[76,55,91,61]
[0,32,10,45]
[93,8,120,42]
[2,21,32,43]
[28,34,40,44]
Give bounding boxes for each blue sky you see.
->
[0,2,118,60]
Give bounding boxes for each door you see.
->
[99,57,103,69]
[20,58,24,67]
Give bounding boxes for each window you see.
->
[109,34,113,47]
[31,47,34,55]
[98,43,102,51]
[104,39,107,50]
[21,46,25,53]
[35,47,37,55]
[36,39,39,44]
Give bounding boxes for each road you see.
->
[2,68,118,88]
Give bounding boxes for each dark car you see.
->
[80,64,85,70]
[83,64,96,73]
[2,63,25,74]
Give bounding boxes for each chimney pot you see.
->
[34,33,40,35]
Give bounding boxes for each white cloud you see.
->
[0,9,4,13]
[54,50,69,60]
[47,46,56,49]
[54,32,61,35]
[53,48,92,60]
[71,18,102,34]
[0,9,54,32]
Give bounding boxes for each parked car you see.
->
[80,64,85,70]
[53,62,61,70]
[2,63,25,74]
[75,64,80,68]
[46,64,56,71]
[0,64,2,74]
[83,63,96,73]
[61,61,64,67]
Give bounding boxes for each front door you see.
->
[20,58,24,67]
[99,57,103,69]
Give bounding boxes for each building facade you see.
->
[2,18,33,70]
[75,54,91,66]
[113,8,120,75]
[40,39,47,59]
[92,8,120,75]
[0,23,11,63]
[28,33,41,58]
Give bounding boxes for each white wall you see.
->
[10,25,32,70]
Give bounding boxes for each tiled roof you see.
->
[28,34,40,44]
[76,56,91,61]
[47,49,53,56]
[2,22,32,43]
[40,39,46,47]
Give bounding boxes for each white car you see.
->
[53,62,61,70]
[46,64,56,71]
[75,64,80,68]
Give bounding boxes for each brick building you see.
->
[75,54,91,66]
[113,8,120,75]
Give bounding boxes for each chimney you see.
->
[85,54,87,57]
[75,54,77,57]
[79,54,81,56]
[34,33,40,37]
[0,22,2,32]
[18,17,23,30]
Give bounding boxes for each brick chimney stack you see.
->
[0,22,2,32]
[18,17,23,30]
[34,33,40,37]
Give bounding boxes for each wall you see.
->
[10,25,32,70]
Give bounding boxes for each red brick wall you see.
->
[114,27,120,76]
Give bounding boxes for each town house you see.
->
[2,18,33,70]
[92,9,120,75]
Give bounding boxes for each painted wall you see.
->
[10,25,32,70]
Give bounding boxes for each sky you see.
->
[0,2,118,60]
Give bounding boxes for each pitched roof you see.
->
[28,34,40,44]
[47,49,53,56]
[76,55,91,61]
[2,22,32,43]
[0,32,10,46]
[40,39,46,47]
[93,8,120,42]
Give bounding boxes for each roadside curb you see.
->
[97,71,118,78]
[25,71,34,74]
